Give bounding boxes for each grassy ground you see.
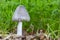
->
[0,0,60,39]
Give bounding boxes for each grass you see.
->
[0,0,60,39]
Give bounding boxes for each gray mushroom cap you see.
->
[12,5,30,22]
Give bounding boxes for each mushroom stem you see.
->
[17,22,22,36]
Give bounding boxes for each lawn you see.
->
[0,0,60,39]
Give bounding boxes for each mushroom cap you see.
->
[12,5,30,22]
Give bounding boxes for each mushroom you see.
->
[12,5,30,36]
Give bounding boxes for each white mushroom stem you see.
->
[17,22,22,36]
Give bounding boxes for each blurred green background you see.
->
[0,0,60,38]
